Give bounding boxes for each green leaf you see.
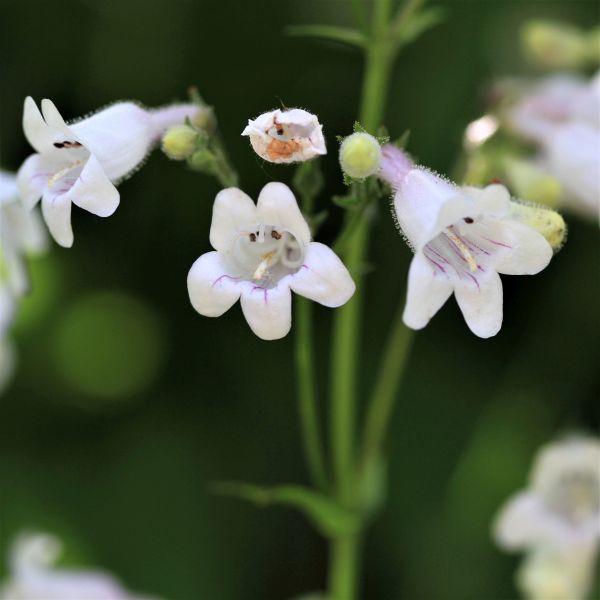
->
[393,7,446,48]
[332,194,361,209]
[285,24,367,48]
[212,482,361,538]
[394,129,411,149]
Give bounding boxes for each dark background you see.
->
[1,1,598,599]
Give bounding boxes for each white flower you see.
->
[517,546,598,600]
[387,158,553,338]
[1,170,47,296]
[506,72,600,221]
[0,531,160,600]
[187,182,355,340]
[242,109,326,163]
[494,437,600,553]
[509,74,599,142]
[542,123,600,221]
[17,97,201,247]
[494,436,600,600]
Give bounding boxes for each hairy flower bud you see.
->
[522,21,588,70]
[510,202,566,251]
[339,132,382,179]
[161,124,198,160]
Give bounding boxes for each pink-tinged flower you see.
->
[0,531,162,600]
[380,146,553,338]
[242,109,326,164]
[17,97,201,247]
[187,182,355,340]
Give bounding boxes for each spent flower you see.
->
[242,109,326,163]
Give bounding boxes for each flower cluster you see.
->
[494,436,600,600]
[0,531,162,600]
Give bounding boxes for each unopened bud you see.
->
[188,148,217,173]
[339,132,382,180]
[162,124,199,160]
[511,202,566,251]
[503,157,561,208]
[522,21,587,70]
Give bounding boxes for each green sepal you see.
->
[332,193,361,209]
[212,482,362,538]
[394,130,411,149]
[284,24,367,49]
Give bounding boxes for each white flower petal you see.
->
[16,153,61,210]
[70,102,155,182]
[454,270,503,338]
[494,492,549,550]
[187,251,241,317]
[41,192,73,248]
[0,171,18,205]
[209,187,257,252]
[493,221,553,275]
[240,282,292,340]
[23,97,54,154]
[289,242,355,307]
[66,155,120,217]
[403,252,454,330]
[256,182,311,244]
[40,99,73,138]
[395,168,461,248]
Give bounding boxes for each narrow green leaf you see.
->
[393,7,446,48]
[285,24,367,48]
[212,482,361,538]
[332,194,361,209]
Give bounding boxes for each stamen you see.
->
[444,229,477,272]
[47,160,84,188]
[252,250,276,281]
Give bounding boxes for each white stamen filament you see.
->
[47,160,84,188]
[252,250,277,281]
[444,229,477,272]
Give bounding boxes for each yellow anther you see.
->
[444,230,478,272]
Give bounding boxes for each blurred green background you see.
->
[1,1,598,599]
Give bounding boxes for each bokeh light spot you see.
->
[53,291,167,405]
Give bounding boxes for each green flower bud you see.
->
[161,124,199,160]
[585,26,600,65]
[339,132,382,180]
[522,21,587,70]
[503,157,562,209]
[511,202,567,251]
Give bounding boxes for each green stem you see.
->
[295,176,328,492]
[328,0,395,598]
[327,535,362,600]
[360,302,414,472]
[295,297,328,491]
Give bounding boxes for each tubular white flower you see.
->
[17,97,201,247]
[494,436,600,600]
[241,109,326,163]
[506,72,600,221]
[187,182,355,340]
[386,150,553,338]
[543,123,600,221]
[495,437,600,552]
[0,531,160,600]
[1,170,48,296]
